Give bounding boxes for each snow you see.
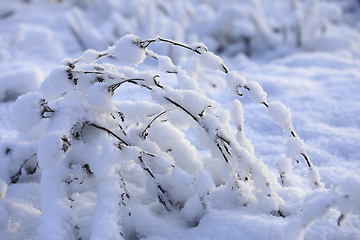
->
[226,71,247,96]
[111,34,146,66]
[90,170,123,240]
[267,101,294,134]
[193,169,215,196]
[245,81,268,104]
[0,65,42,102]
[87,82,116,111]
[40,66,75,101]
[285,137,306,160]
[0,0,359,240]
[82,49,102,64]
[11,92,44,133]
[0,179,7,200]
[199,51,225,72]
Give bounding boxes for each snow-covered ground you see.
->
[0,1,359,239]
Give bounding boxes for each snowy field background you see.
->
[0,0,360,239]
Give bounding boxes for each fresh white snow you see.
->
[0,0,359,240]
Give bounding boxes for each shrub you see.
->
[0,34,359,240]
[63,0,350,59]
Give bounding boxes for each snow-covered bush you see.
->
[1,34,359,240]
[55,0,358,59]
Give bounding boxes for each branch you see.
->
[164,97,198,123]
[108,78,148,93]
[10,154,37,184]
[40,99,55,118]
[164,97,234,165]
[71,70,103,75]
[138,156,173,211]
[140,110,169,139]
[141,37,204,54]
[141,36,229,74]
[153,75,163,89]
[87,122,129,147]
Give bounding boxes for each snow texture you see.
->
[111,34,146,66]
[0,179,7,200]
[11,92,44,133]
[82,49,102,64]
[0,66,42,102]
[267,101,294,134]
[246,81,267,104]
[0,1,359,240]
[226,71,247,96]
[0,197,7,240]
[284,137,306,160]
[199,51,225,72]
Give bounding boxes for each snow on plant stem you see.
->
[109,34,146,66]
[1,34,354,240]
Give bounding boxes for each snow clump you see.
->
[199,51,226,72]
[82,49,102,64]
[109,34,146,66]
[226,71,247,96]
[267,101,294,134]
[246,81,267,104]
[285,137,306,160]
[11,92,44,133]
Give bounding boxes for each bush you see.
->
[63,0,354,59]
[0,34,359,240]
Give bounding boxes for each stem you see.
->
[10,154,37,184]
[164,97,198,123]
[87,122,129,147]
[140,110,169,139]
[153,75,163,89]
[108,78,147,93]
[138,156,172,211]
[142,36,229,74]
[142,37,203,54]
[71,70,103,75]
[164,97,234,165]
[301,152,312,168]
[243,83,315,178]
[216,144,229,163]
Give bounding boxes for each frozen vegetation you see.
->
[0,0,359,239]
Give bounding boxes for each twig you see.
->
[140,110,169,139]
[138,156,172,211]
[141,36,229,74]
[108,78,147,93]
[87,122,129,147]
[164,97,198,123]
[10,154,37,184]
